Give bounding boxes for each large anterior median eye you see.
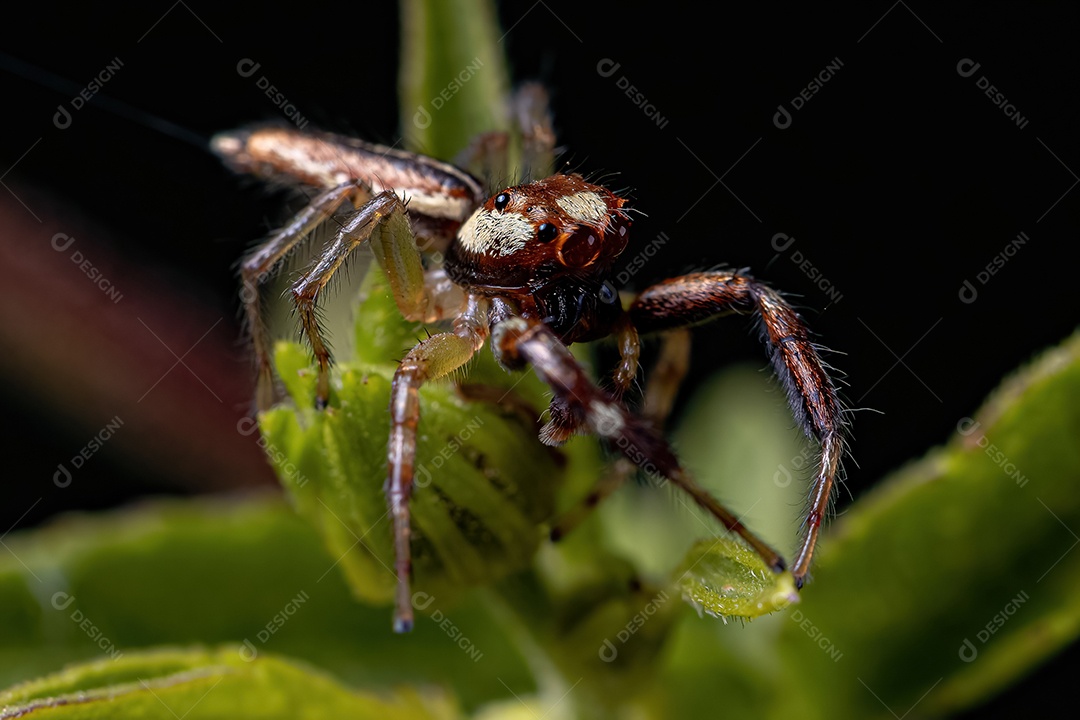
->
[493,193,510,211]
[557,226,602,267]
[536,222,559,243]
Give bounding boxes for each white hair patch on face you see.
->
[457,208,534,256]
[555,191,607,224]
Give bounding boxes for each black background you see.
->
[1,2,1077,716]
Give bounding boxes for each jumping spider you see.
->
[213,86,846,632]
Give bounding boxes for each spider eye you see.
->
[536,222,559,243]
[600,281,618,305]
[494,193,510,211]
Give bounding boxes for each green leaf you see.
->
[0,496,535,709]
[676,538,799,620]
[0,647,457,719]
[666,369,803,621]
[399,0,510,157]
[768,329,1080,718]
[260,269,564,613]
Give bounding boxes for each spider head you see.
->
[445,174,632,290]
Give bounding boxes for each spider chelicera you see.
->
[213,86,847,632]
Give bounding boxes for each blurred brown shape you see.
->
[0,183,276,492]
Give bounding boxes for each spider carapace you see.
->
[215,103,846,633]
[445,174,631,344]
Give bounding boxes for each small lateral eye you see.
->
[493,193,510,211]
[536,222,559,243]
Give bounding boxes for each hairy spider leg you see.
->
[454,131,510,190]
[278,186,482,632]
[214,124,485,408]
[290,192,466,407]
[628,271,847,587]
[240,180,370,410]
[549,328,691,540]
[388,294,490,633]
[531,319,641,448]
[453,82,557,187]
[492,314,787,573]
[610,314,643,399]
[638,328,693,423]
[511,81,557,182]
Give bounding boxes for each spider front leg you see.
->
[241,180,369,410]
[388,295,489,633]
[284,187,481,633]
[549,328,691,540]
[492,313,786,574]
[629,271,847,587]
[537,312,642,447]
[290,191,455,407]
